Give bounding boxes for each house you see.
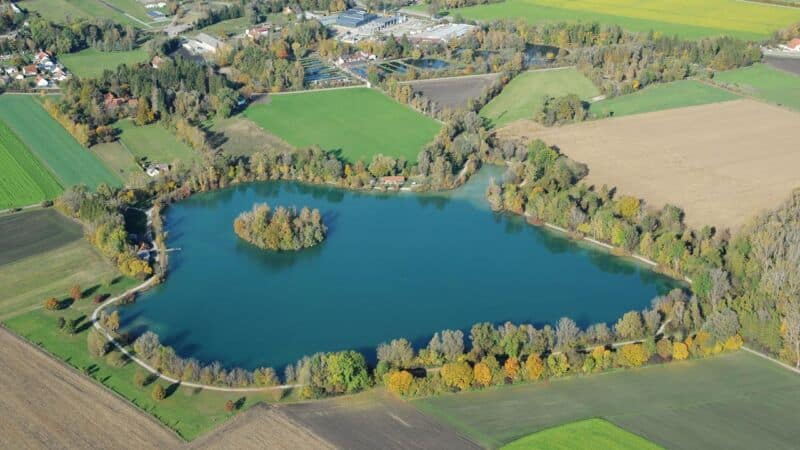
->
[5,66,17,75]
[52,67,68,82]
[146,163,170,177]
[779,38,800,53]
[381,175,406,186]
[35,76,49,87]
[22,65,37,76]
[34,50,52,64]
[245,25,271,40]
[104,93,129,108]
[183,33,223,54]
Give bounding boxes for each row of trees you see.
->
[233,203,326,251]
[28,16,138,54]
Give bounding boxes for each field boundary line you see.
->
[742,346,800,375]
[736,0,800,9]
[0,323,185,443]
[269,84,369,95]
[92,277,304,392]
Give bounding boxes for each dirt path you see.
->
[0,326,182,449]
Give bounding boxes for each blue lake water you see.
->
[119,168,681,370]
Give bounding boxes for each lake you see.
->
[118,167,681,370]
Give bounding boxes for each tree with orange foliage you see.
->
[504,357,520,380]
[70,284,82,301]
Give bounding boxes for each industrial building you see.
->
[337,8,376,28]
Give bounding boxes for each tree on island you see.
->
[233,203,326,251]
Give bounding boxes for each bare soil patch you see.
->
[280,390,481,449]
[405,73,501,109]
[498,99,800,231]
[0,327,181,449]
[189,403,333,449]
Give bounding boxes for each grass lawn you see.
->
[244,87,442,162]
[3,296,287,440]
[427,0,800,40]
[589,80,740,118]
[92,141,145,185]
[60,47,150,79]
[0,208,82,266]
[414,351,800,449]
[115,119,200,167]
[0,95,121,189]
[198,16,252,38]
[480,68,599,128]
[502,419,661,450]
[0,120,62,209]
[208,116,294,157]
[713,63,800,112]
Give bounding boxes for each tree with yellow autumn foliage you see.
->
[525,354,544,380]
[618,343,649,368]
[386,371,414,396]
[672,342,689,360]
[504,357,520,380]
[441,361,473,391]
[473,362,492,387]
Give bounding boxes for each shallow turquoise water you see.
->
[119,168,681,370]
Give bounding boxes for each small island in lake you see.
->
[233,203,326,251]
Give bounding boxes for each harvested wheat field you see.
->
[499,99,800,230]
[189,403,333,450]
[0,327,181,449]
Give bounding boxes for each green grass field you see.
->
[0,208,82,266]
[0,120,62,209]
[3,297,286,440]
[244,87,442,162]
[480,68,599,128]
[502,419,661,450]
[589,80,740,118]
[115,119,199,166]
[713,63,800,112]
[21,0,157,28]
[0,96,121,189]
[92,141,144,185]
[60,47,150,79]
[414,351,800,449]
[429,0,800,40]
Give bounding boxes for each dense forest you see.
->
[233,203,326,251]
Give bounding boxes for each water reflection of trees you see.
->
[235,237,325,272]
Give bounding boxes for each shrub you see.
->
[724,334,744,351]
[224,399,235,412]
[673,342,689,360]
[70,284,82,301]
[656,338,673,359]
[134,370,148,388]
[43,297,60,310]
[617,343,649,368]
[441,361,473,391]
[473,362,492,387]
[386,370,414,396]
[151,384,166,401]
[106,351,128,368]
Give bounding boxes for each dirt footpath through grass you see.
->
[499,99,800,231]
[0,326,181,449]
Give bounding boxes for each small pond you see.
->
[119,168,681,370]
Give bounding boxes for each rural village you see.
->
[1,0,800,448]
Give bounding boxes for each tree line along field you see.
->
[0,120,62,209]
[414,351,800,449]
[713,63,800,112]
[588,80,740,118]
[501,419,661,450]
[432,0,800,40]
[0,96,121,189]
[480,68,599,128]
[59,47,150,79]
[244,87,442,162]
